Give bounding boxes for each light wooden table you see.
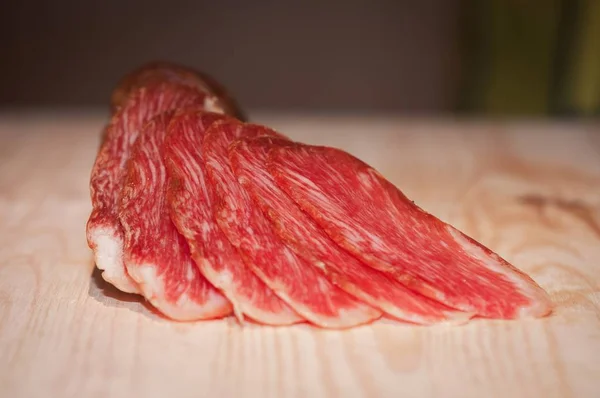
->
[1,112,599,398]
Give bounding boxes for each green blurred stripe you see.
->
[566,0,600,114]
[482,0,562,115]
[458,0,600,116]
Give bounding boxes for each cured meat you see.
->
[203,121,382,328]
[110,61,246,121]
[229,136,471,325]
[268,144,553,319]
[119,112,232,320]
[164,110,302,325]
[86,83,208,293]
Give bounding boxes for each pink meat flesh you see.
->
[229,135,472,324]
[204,120,382,329]
[164,110,303,325]
[86,83,211,293]
[268,143,552,319]
[119,111,232,320]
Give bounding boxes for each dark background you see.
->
[1,0,598,116]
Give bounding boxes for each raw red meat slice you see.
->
[229,136,471,325]
[86,83,208,294]
[268,144,553,319]
[110,61,246,121]
[119,111,232,320]
[164,110,302,325]
[203,121,382,328]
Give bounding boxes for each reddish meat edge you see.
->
[110,61,246,121]
[118,111,232,321]
[267,143,553,319]
[229,136,473,325]
[86,82,216,294]
[164,109,302,326]
[203,120,382,329]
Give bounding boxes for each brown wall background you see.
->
[0,0,461,113]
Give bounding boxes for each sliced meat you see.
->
[86,83,208,294]
[110,61,246,121]
[229,135,471,325]
[268,144,553,319]
[164,110,302,325]
[203,121,382,329]
[119,111,232,320]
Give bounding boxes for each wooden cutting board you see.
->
[1,113,599,398]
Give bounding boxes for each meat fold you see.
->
[165,110,303,325]
[203,120,382,329]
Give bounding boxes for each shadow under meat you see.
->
[87,262,165,320]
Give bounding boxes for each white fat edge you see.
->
[203,96,226,114]
[133,263,230,321]
[256,251,381,328]
[199,261,245,324]
[327,302,382,328]
[274,288,380,329]
[90,226,139,294]
[346,285,472,326]
[335,269,439,327]
[340,288,420,325]
[130,264,165,300]
[200,254,302,326]
[447,225,550,317]
[218,266,303,325]
[173,282,230,319]
[201,263,235,289]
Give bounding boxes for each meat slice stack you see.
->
[165,111,302,326]
[86,61,553,328]
[87,83,208,294]
[203,121,380,328]
[229,136,468,325]
[119,110,232,321]
[266,144,552,319]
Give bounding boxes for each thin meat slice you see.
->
[119,112,232,320]
[229,136,471,325]
[165,110,302,325]
[86,83,210,293]
[204,121,382,329]
[268,144,553,319]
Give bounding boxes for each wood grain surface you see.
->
[0,112,599,398]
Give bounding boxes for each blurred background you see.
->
[1,0,599,117]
